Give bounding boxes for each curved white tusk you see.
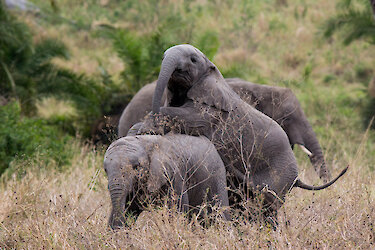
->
[299,145,313,156]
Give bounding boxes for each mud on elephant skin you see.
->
[139,44,347,223]
[104,134,230,229]
[118,79,331,183]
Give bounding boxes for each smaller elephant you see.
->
[104,133,230,229]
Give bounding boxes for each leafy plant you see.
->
[97,25,219,100]
[99,21,220,95]
[0,0,33,98]
[322,0,375,129]
[322,0,375,45]
[0,2,87,114]
[0,2,124,137]
[100,28,169,95]
[0,101,73,176]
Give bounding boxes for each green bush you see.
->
[0,101,73,176]
[0,9,100,119]
[322,0,375,45]
[0,1,121,138]
[322,0,375,130]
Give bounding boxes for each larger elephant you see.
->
[118,79,331,182]
[138,44,347,222]
[104,133,230,229]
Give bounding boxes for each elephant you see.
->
[138,44,348,224]
[104,133,230,229]
[118,79,331,183]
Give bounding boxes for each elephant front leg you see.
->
[137,104,211,136]
[159,105,212,137]
[136,113,172,135]
[172,175,190,214]
[208,169,231,221]
[179,192,190,214]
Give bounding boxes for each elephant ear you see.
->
[187,68,240,112]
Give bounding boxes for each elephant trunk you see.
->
[152,49,182,113]
[108,178,132,229]
[303,128,331,183]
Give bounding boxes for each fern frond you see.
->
[322,0,375,45]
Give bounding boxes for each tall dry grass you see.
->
[0,130,374,249]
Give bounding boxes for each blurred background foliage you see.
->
[0,0,374,176]
[323,0,375,45]
[0,101,73,176]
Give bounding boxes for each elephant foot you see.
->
[310,155,331,183]
[260,207,278,231]
[319,169,332,184]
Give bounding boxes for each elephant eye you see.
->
[190,56,197,63]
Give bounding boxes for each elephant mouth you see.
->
[168,71,192,107]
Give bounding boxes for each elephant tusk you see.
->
[299,145,313,156]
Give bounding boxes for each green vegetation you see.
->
[323,0,375,45]
[1,1,74,115]
[99,26,220,95]
[322,0,375,128]
[0,1,99,137]
[0,0,375,247]
[0,101,73,176]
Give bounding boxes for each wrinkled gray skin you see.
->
[227,78,331,182]
[104,134,230,229]
[139,44,347,221]
[118,79,331,183]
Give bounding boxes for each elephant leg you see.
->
[124,187,145,223]
[138,102,210,136]
[261,192,280,230]
[159,103,211,136]
[208,192,231,221]
[262,207,278,230]
[209,171,231,221]
[172,174,190,214]
[179,192,189,214]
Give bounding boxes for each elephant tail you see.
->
[294,165,348,190]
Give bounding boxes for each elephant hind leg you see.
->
[260,191,284,230]
[172,176,190,214]
[178,192,190,214]
[237,189,281,229]
[261,204,279,230]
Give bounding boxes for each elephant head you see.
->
[152,44,211,112]
[104,137,150,229]
[259,88,331,181]
[104,136,181,229]
[152,44,238,115]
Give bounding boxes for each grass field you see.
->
[0,134,374,248]
[1,0,375,248]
